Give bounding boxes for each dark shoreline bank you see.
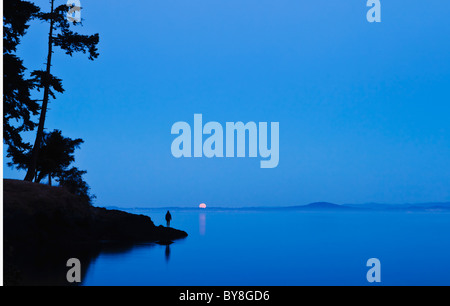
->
[3,179,188,285]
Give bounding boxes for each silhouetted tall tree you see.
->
[24,0,99,181]
[38,130,83,185]
[3,0,40,157]
[8,129,95,202]
[8,129,82,184]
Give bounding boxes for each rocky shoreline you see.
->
[3,179,188,285]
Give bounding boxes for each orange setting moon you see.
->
[199,203,207,209]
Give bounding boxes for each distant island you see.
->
[287,202,353,210]
[113,201,450,212]
[283,201,450,211]
[3,179,188,285]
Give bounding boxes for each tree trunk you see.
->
[24,0,55,181]
[48,174,52,186]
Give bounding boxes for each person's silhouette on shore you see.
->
[165,210,172,227]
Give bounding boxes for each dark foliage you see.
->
[24,0,100,181]
[57,166,95,203]
[3,0,40,154]
[8,129,94,202]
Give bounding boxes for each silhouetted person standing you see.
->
[165,210,172,227]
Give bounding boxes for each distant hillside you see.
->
[286,202,354,210]
[343,202,450,211]
[280,202,450,211]
[105,202,450,212]
[304,202,346,209]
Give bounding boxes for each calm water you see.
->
[81,208,450,286]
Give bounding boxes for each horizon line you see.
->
[99,201,450,210]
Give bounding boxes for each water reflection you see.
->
[72,211,450,285]
[81,243,156,285]
[165,245,171,262]
[10,242,147,286]
[81,241,183,284]
[199,213,206,235]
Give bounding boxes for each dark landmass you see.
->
[343,202,450,211]
[113,201,450,212]
[285,202,355,210]
[285,202,450,211]
[3,179,187,286]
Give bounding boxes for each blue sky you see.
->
[4,0,450,207]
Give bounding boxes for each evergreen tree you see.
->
[3,0,40,157]
[58,166,95,203]
[8,129,82,184]
[36,130,83,185]
[24,0,99,181]
[8,129,95,203]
